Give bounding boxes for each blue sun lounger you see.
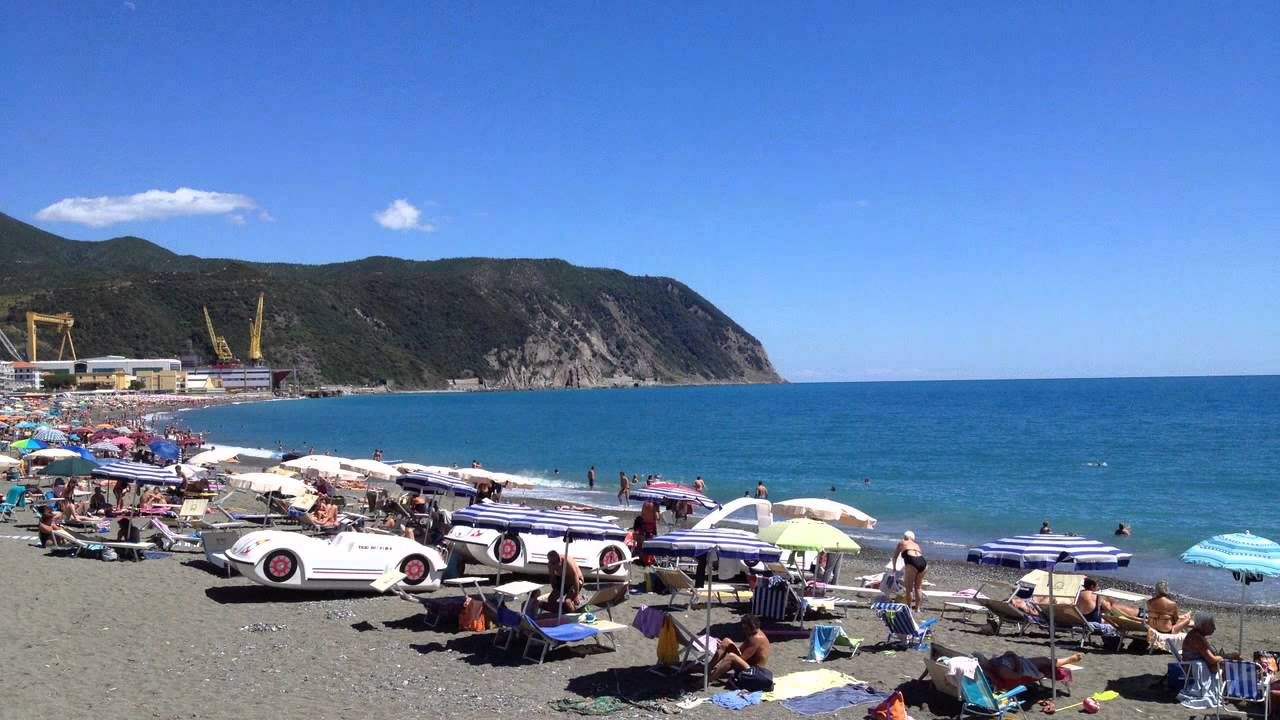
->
[872,601,937,648]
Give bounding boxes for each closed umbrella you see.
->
[968,535,1131,696]
[772,498,878,529]
[643,528,783,689]
[1181,531,1280,652]
[629,485,720,510]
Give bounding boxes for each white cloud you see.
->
[123,1,136,10]
[257,209,277,223]
[227,213,246,225]
[36,187,259,227]
[373,198,436,232]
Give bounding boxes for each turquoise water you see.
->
[180,377,1280,602]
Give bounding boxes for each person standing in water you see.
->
[587,465,595,489]
[755,481,768,499]
[693,476,705,492]
[617,471,630,507]
[892,531,928,612]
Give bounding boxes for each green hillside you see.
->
[0,213,782,388]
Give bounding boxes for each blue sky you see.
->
[3,3,1277,381]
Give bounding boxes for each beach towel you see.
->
[1178,660,1223,710]
[711,690,763,710]
[762,669,858,702]
[632,604,666,639]
[656,616,680,666]
[546,696,667,715]
[1148,628,1186,655]
[781,683,889,716]
[804,625,845,663]
[945,657,980,682]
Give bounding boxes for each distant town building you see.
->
[12,361,40,389]
[0,361,15,391]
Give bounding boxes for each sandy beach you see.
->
[3,490,1278,720]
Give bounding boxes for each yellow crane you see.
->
[26,311,77,362]
[202,306,238,366]
[248,292,265,365]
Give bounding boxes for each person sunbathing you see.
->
[544,550,586,614]
[302,496,340,528]
[1011,597,1042,618]
[978,650,1083,691]
[709,614,772,688]
[1077,577,1139,623]
[1147,580,1193,634]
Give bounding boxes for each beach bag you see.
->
[99,546,117,562]
[656,616,680,666]
[458,597,487,632]
[868,690,907,720]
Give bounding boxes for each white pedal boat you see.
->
[445,526,630,581]
[225,529,446,592]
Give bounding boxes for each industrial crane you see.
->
[248,292,265,366]
[26,311,77,362]
[202,306,238,366]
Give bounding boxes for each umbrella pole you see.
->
[1048,566,1058,698]
[557,534,569,623]
[1239,578,1247,654]
[704,548,715,693]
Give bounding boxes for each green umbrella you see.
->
[758,518,861,553]
[38,457,101,477]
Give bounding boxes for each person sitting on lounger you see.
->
[1147,580,1193,634]
[1077,577,1140,623]
[1010,596,1042,618]
[302,496,339,528]
[140,487,168,510]
[709,614,772,687]
[88,487,110,514]
[544,550,586,614]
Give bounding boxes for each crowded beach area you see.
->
[3,390,1279,720]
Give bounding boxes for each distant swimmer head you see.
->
[903,531,915,541]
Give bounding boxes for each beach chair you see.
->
[957,667,1026,719]
[654,566,742,609]
[668,614,719,674]
[579,581,629,621]
[392,586,469,630]
[872,601,937,649]
[520,612,624,664]
[0,485,27,521]
[1048,604,1119,648]
[804,624,861,662]
[974,582,1040,635]
[147,517,201,551]
[1222,659,1273,718]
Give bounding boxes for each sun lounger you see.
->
[654,566,742,609]
[872,602,937,649]
[665,614,719,675]
[576,581,629,621]
[1048,604,1119,648]
[392,586,469,629]
[520,612,625,664]
[51,528,155,559]
[147,517,201,551]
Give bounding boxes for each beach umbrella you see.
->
[228,472,310,497]
[1181,531,1280,652]
[92,461,182,487]
[87,441,120,454]
[394,462,433,473]
[643,528,783,689]
[11,438,47,452]
[757,518,861,554]
[148,439,181,462]
[32,427,68,443]
[772,498,878,529]
[452,502,627,620]
[38,457,101,477]
[187,447,241,466]
[108,436,134,447]
[968,534,1132,697]
[0,456,18,469]
[61,445,99,461]
[629,485,720,510]
[340,458,401,481]
[26,448,79,461]
[281,455,348,474]
[397,471,477,499]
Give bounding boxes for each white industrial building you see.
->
[35,355,183,376]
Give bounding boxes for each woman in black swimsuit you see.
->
[892,530,928,611]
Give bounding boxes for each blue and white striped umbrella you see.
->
[642,527,783,562]
[967,534,1132,572]
[397,471,477,498]
[92,461,182,487]
[451,502,626,541]
[33,427,68,443]
[1181,532,1280,577]
[629,485,720,510]
[1182,531,1280,652]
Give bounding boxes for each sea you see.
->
[177,376,1280,603]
